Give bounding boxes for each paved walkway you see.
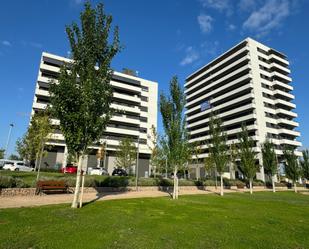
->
[0,188,274,209]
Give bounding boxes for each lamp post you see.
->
[135,137,140,191]
[4,123,14,159]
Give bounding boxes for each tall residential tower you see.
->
[185,38,301,181]
[31,52,158,176]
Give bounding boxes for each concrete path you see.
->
[0,188,273,209]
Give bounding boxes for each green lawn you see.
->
[0,192,308,249]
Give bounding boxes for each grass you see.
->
[0,192,308,249]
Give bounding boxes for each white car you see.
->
[3,161,34,172]
[88,167,109,176]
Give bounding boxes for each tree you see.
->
[0,149,4,159]
[160,76,190,199]
[16,111,53,174]
[300,150,309,181]
[229,142,238,179]
[148,126,165,177]
[262,140,278,192]
[49,2,120,208]
[192,141,203,180]
[208,114,229,196]
[8,154,20,160]
[238,125,259,194]
[283,146,301,193]
[115,137,137,175]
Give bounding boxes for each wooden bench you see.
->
[36,180,69,195]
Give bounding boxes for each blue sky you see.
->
[1,0,309,156]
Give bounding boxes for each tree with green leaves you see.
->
[8,154,20,160]
[238,125,259,194]
[49,1,120,208]
[262,140,278,192]
[16,111,53,175]
[148,126,165,177]
[300,150,309,181]
[208,114,229,196]
[0,149,5,159]
[229,142,238,179]
[192,141,203,180]
[160,76,190,199]
[115,137,137,175]
[283,146,301,193]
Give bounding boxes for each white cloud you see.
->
[21,41,43,49]
[199,0,231,12]
[197,14,213,33]
[180,47,200,66]
[2,40,11,46]
[243,0,291,36]
[227,24,236,31]
[238,0,257,12]
[200,41,220,57]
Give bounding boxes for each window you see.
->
[141,86,149,92]
[140,106,148,112]
[141,96,148,102]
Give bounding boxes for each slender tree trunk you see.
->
[72,154,83,208]
[79,171,85,208]
[220,174,224,196]
[173,167,178,199]
[214,169,218,190]
[294,182,297,193]
[249,179,253,194]
[34,155,39,171]
[272,176,276,193]
[36,146,44,182]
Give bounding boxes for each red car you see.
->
[61,164,78,174]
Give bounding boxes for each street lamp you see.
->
[135,137,140,191]
[4,123,14,159]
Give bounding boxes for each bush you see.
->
[39,168,60,173]
[204,179,216,186]
[253,180,265,186]
[0,176,29,188]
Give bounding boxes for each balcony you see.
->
[271,71,292,83]
[113,92,140,104]
[276,108,297,118]
[277,118,299,127]
[110,115,140,126]
[111,103,140,114]
[40,63,60,73]
[35,88,50,97]
[32,102,48,110]
[274,99,296,109]
[187,96,254,123]
[186,77,252,109]
[269,53,289,66]
[110,80,141,94]
[105,126,140,137]
[273,80,293,91]
[273,89,294,100]
[278,128,300,137]
[185,55,251,94]
[185,46,249,87]
[271,62,291,74]
[281,139,302,147]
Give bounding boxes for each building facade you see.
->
[31,52,158,176]
[185,38,301,181]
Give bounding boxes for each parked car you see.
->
[61,164,78,174]
[112,168,128,176]
[0,159,14,169]
[3,161,33,172]
[88,167,109,176]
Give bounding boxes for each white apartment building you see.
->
[185,38,302,181]
[31,52,158,176]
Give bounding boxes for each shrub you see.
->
[204,179,216,186]
[0,176,29,188]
